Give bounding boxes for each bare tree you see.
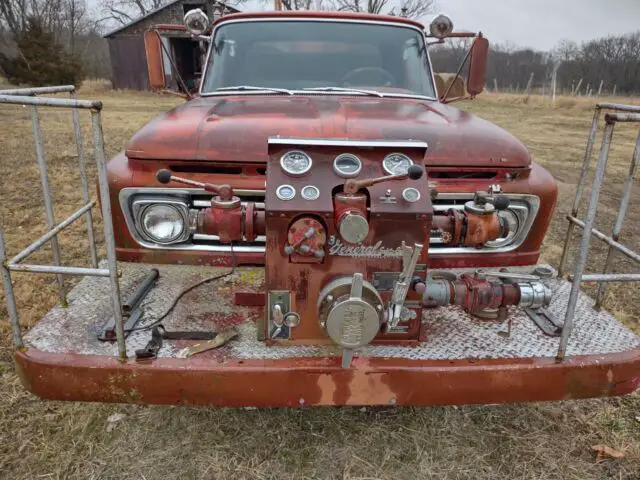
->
[332,0,434,18]
[98,0,168,26]
[271,0,434,18]
[0,0,90,50]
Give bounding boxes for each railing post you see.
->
[30,105,67,306]
[91,110,126,360]
[0,219,23,348]
[71,91,99,269]
[594,133,640,309]
[558,105,601,277]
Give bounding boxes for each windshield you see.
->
[201,20,436,98]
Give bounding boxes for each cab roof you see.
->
[213,10,426,30]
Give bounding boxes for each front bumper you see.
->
[16,262,640,406]
[15,348,640,406]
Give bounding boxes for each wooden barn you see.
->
[104,0,239,90]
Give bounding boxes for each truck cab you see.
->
[110,11,556,271]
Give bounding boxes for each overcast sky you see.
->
[239,0,640,50]
[434,0,640,50]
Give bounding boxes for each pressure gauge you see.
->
[333,153,362,178]
[280,150,312,176]
[383,153,414,175]
[276,184,296,201]
[402,187,421,203]
[301,185,320,200]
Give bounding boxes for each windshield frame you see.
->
[198,17,438,101]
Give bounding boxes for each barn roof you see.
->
[103,0,238,38]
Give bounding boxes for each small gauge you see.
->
[333,153,362,178]
[276,184,296,201]
[402,187,421,203]
[301,185,320,200]
[383,153,414,175]
[280,150,312,176]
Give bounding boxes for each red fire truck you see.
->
[2,10,639,406]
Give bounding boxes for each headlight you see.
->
[129,197,192,245]
[140,204,185,244]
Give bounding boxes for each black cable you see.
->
[126,243,236,333]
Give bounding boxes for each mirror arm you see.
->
[441,94,472,104]
[160,89,190,99]
[439,41,474,102]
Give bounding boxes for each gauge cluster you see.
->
[277,149,421,203]
[280,150,418,178]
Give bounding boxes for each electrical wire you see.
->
[125,243,236,333]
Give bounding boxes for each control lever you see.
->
[344,165,423,195]
[156,169,234,201]
[388,242,423,327]
[340,273,367,369]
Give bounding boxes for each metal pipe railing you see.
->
[91,110,126,359]
[597,103,640,113]
[566,216,640,264]
[556,120,616,361]
[7,265,111,276]
[0,86,126,359]
[30,104,67,305]
[0,85,76,96]
[0,94,102,110]
[0,222,23,349]
[7,201,95,266]
[594,132,640,308]
[557,104,640,361]
[558,105,601,277]
[71,91,99,269]
[569,274,640,283]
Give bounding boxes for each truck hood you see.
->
[125,96,531,168]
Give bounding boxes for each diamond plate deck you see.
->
[24,262,640,360]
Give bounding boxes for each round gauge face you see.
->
[301,185,320,200]
[383,153,414,175]
[402,187,421,203]
[280,150,312,176]
[276,184,296,201]
[333,153,362,178]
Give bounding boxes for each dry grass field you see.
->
[1,83,639,479]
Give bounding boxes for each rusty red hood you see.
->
[125,96,531,168]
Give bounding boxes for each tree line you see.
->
[1,0,639,95]
[432,32,640,96]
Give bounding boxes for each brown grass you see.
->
[1,85,639,479]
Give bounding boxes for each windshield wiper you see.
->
[303,87,384,98]
[214,85,294,95]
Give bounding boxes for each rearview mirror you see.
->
[144,30,166,90]
[467,36,489,96]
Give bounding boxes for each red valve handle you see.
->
[156,169,234,201]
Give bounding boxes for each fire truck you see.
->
[2,11,639,406]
